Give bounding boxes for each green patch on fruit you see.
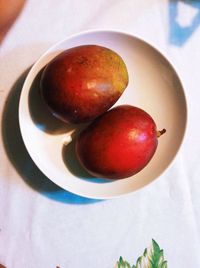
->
[113,60,129,94]
[102,47,128,94]
[112,65,128,94]
[112,75,128,94]
[116,239,168,268]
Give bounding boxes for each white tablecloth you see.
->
[1,0,200,267]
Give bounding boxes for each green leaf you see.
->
[150,239,167,268]
[161,261,168,268]
[133,239,168,268]
[135,256,143,267]
[117,256,132,268]
[116,239,168,268]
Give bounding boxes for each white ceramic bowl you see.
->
[19,30,187,199]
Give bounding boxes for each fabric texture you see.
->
[0,0,200,267]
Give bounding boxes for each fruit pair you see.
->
[40,45,165,179]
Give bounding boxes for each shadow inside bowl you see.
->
[28,68,75,135]
[29,68,110,184]
[2,68,102,204]
[62,135,112,184]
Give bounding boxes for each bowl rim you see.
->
[18,29,188,199]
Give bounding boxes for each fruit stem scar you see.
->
[157,128,166,138]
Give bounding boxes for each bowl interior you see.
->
[19,30,187,199]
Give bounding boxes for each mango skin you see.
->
[76,105,158,179]
[40,45,128,124]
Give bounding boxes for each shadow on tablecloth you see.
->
[169,0,200,46]
[2,69,101,205]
